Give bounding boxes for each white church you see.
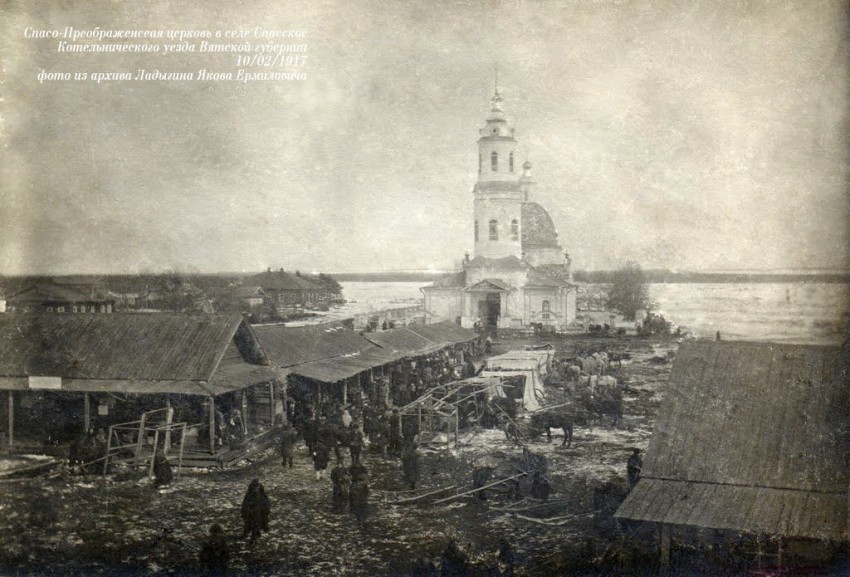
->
[422,85,577,332]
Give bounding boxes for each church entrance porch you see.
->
[478,292,501,331]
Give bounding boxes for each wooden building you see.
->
[615,340,850,574]
[0,314,282,468]
[5,280,117,314]
[243,268,328,311]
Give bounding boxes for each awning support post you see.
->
[659,523,671,576]
[269,381,275,427]
[83,392,90,433]
[343,379,348,405]
[7,391,13,446]
[163,396,173,456]
[208,396,216,454]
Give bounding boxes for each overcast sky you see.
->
[1,0,848,274]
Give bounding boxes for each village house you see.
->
[243,268,330,313]
[616,339,850,574]
[422,85,577,332]
[4,278,116,314]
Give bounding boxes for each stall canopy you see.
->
[481,351,549,411]
[254,322,406,384]
[364,321,477,356]
[253,322,374,368]
[615,340,850,542]
[0,314,280,396]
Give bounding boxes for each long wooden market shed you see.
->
[0,313,283,468]
[615,339,850,574]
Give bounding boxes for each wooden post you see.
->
[343,379,348,405]
[163,395,173,455]
[7,391,13,446]
[148,429,160,480]
[103,427,113,476]
[135,412,147,468]
[83,392,90,433]
[177,423,186,479]
[659,524,671,576]
[208,396,216,454]
[241,390,248,435]
[268,381,275,427]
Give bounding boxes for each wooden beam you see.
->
[434,472,527,504]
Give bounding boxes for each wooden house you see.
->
[0,313,283,468]
[5,280,117,314]
[243,269,327,312]
[615,340,850,574]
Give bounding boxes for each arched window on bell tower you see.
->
[509,152,514,172]
[489,219,498,241]
[474,220,479,242]
[491,151,498,172]
[511,219,519,241]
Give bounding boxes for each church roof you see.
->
[522,202,560,249]
[525,269,572,288]
[465,255,527,270]
[428,271,466,288]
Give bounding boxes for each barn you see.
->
[615,339,850,574]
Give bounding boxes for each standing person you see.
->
[401,442,420,490]
[440,538,469,577]
[371,414,388,458]
[627,448,643,489]
[241,479,270,545]
[388,409,402,458]
[312,439,331,481]
[348,422,364,464]
[330,465,351,513]
[349,462,370,525]
[152,450,173,487]
[279,422,298,469]
[198,523,229,576]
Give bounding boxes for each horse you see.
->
[582,387,623,427]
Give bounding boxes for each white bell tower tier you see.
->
[473,84,523,259]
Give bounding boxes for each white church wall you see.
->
[423,289,462,325]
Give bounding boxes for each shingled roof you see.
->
[616,339,850,541]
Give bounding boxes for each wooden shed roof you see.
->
[253,322,374,368]
[616,340,850,540]
[363,321,475,355]
[0,314,277,395]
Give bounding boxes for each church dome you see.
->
[521,202,560,248]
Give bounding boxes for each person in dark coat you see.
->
[388,409,402,457]
[349,462,369,525]
[241,479,270,544]
[330,465,351,513]
[280,422,298,469]
[440,538,469,577]
[312,440,331,480]
[153,450,173,487]
[199,523,229,576]
[627,448,642,489]
[348,423,364,464]
[371,414,389,458]
[530,470,551,501]
[497,538,515,577]
[402,413,419,446]
[401,442,421,490]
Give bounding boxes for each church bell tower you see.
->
[473,78,524,260]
